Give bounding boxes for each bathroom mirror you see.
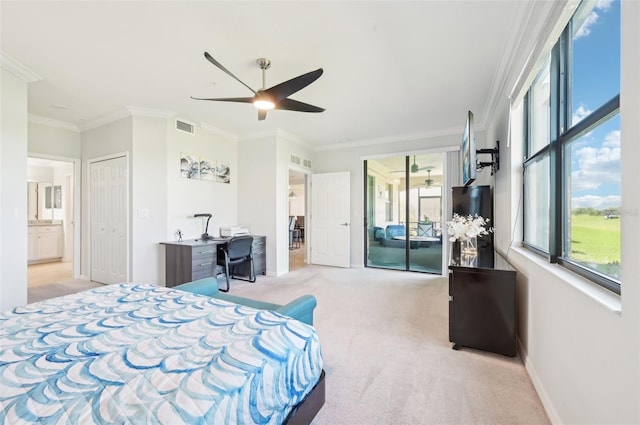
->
[27,182,38,220]
[27,182,55,220]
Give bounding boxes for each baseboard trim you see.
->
[518,337,561,425]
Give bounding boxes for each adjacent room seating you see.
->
[217,235,255,292]
[295,215,305,242]
[289,216,300,249]
[175,277,318,325]
[417,222,434,237]
[380,224,420,249]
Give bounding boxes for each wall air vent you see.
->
[303,159,312,169]
[175,119,195,135]
[290,155,301,165]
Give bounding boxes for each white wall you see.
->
[28,121,81,158]
[486,1,640,423]
[0,68,29,311]
[238,134,278,275]
[288,184,305,217]
[131,116,168,284]
[165,123,238,242]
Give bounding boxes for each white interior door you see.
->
[90,156,128,284]
[311,171,350,267]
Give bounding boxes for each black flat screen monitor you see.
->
[461,111,477,186]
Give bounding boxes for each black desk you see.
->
[161,236,266,287]
[448,254,516,357]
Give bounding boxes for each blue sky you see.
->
[570,0,620,210]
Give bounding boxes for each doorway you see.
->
[27,156,79,290]
[364,153,444,274]
[288,169,306,271]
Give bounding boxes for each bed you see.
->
[0,283,324,424]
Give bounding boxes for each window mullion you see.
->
[549,41,562,262]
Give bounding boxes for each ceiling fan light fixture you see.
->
[253,99,275,110]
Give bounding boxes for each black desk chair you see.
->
[217,235,255,292]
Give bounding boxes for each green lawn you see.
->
[570,214,620,277]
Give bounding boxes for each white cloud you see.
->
[574,0,613,40]
[572,104,593,124]
[571,194,620,209]
[574,11,599,40]
[570,130,621,192]
[597,0,613,11]
[603,130,620,148]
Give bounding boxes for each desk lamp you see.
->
[194,213,212,240]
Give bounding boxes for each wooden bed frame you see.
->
[283,370,326,425]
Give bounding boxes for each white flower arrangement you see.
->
[446,213,493,242]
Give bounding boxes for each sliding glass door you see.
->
[365,154,443,274]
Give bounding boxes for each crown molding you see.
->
[480,0,535,130]
[238,128,313,149]
[125,105,175,119]
[314,127,462,152]
[79,106,176,131]
[28,114,80,132]
[0,52,42,82]
[200,122,238,141]
[239,129,278,143]
[79,109,131,132]
[275,129,313,149]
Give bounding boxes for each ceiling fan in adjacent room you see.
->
[408,167,441,188]
[424,168,439,187]
[392,156,431,173]
[191,52,325,121]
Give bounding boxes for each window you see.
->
[385,184,393,221]
[523,0,621,293]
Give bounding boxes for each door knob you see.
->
[341,222,349,226]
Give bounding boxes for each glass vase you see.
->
[460,237,478,267]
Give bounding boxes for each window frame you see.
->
[522,10,621,294]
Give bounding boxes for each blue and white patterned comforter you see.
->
[0,283,323,425]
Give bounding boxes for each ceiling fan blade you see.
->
[191,96,255,103]
[264,68,323,102]
[258,109,267,121]
[276,98,325,113]
[204,52,256,95]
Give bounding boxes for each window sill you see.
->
[502,246,622,314]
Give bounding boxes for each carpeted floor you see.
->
[228,265,550,425]
[27,262,549,424]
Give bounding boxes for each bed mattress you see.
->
[0,283,323,424]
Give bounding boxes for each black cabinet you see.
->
[452,185,494,268]
[448,260,516,357]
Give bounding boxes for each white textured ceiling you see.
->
[1,1,531,148]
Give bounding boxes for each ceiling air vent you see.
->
[290,155,301,165]
[175,119,195,135]
[303,159,312,169]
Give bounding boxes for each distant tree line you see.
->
[572,207,620,216]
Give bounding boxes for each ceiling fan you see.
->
[392,156,431,173]
[407,167,441,188]
[424,168,437,187]
[191,52,325,121]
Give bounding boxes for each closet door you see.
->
[90,156,128,284]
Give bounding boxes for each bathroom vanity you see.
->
[28,221,64,263]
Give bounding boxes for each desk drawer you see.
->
[192,267,216,281]
[252,237,266,254]
[192,247,216,261]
